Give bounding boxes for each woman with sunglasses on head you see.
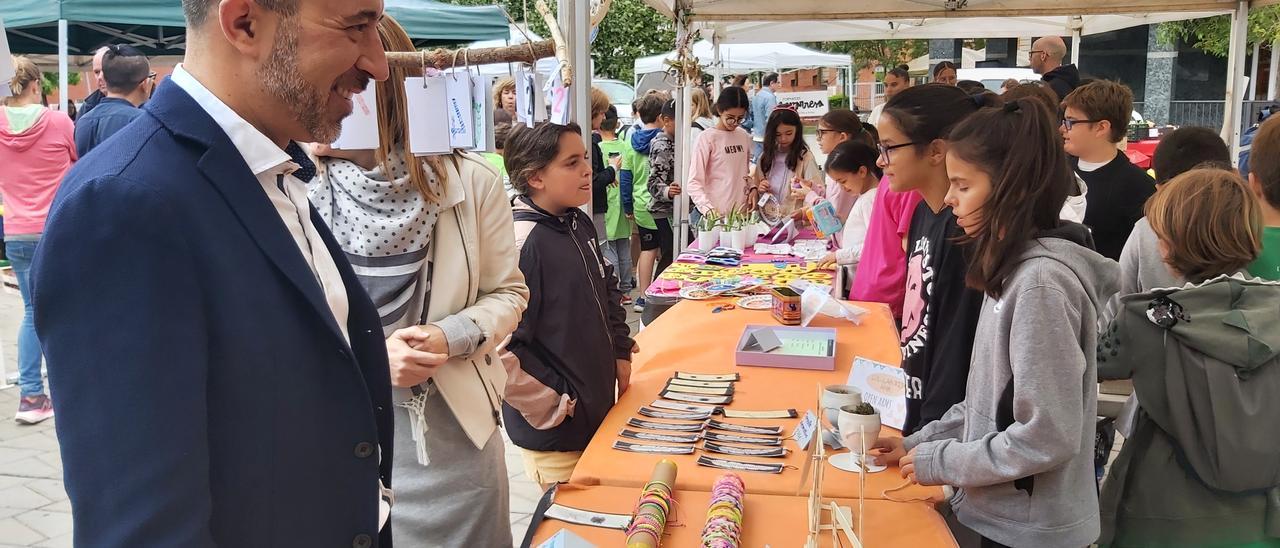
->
[687,86,754,229]
[875,84,995,436]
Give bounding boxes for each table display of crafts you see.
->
[654,231,837,302]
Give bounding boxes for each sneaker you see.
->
[15,394,53,425]
[621,295,634,306]
[633,297,646,314]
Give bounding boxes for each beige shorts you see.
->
[520,448,584,485]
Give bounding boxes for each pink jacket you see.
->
[0,107,77,235]
[687,127,753,215]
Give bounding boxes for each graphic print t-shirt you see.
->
[899,203,984,435]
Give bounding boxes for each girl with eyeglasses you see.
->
[687,86,754,228]
[873,84,995,436]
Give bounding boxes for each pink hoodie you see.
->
[687,127,753,215]
[0,106,76,235]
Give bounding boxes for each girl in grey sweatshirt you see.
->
[878,99,1117,547]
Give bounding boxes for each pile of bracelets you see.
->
[700,474,745,547]
[625,479,675,546]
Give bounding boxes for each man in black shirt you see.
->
[1061,81,1155,261]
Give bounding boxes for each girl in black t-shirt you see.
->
[874,84,996,434]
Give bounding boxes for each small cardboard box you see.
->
[735,325,837,371]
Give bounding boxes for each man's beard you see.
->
[258,18,340,144]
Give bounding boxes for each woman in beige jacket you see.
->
[309,17,528,547]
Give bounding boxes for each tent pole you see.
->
[1070,28,1082,68]
[676,16,694,252]
[1249,41,1260,100]
[1269,38,1279,102]
[1223,0,1249,161]
[58,19,69,112]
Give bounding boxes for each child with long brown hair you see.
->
[875,98,1115,547]
[752,107,819,214]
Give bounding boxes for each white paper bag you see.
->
[471,75,492,151]
[445,74,474,149]
[331,85,379,150]
[403,76,452,156]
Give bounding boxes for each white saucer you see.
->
[830,453,887,473]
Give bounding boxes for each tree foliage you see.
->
[41,72,81,96]
[804,40,926,74]
[1157,5,1280,58]
[440,0,674,83]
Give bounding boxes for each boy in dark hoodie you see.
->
[637,99,680,295]
[621,92,668,312]
[502,122,636,490]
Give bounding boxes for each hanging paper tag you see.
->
[619,429,700,444]
[532,71,548,123]
[514,68,530,126]
[403,76,451,156]
[546,68,571,126]
[471,74,492,151]
[791,410,818,448]
[332,85,379,150]
[445,74,474,149]
[638,406,712,421]
[707,420,784,436]
[696,455,786,474]
[704,431,783,446]
[703,440,788,458]
[613,440,695,455]
[627,418,706,432]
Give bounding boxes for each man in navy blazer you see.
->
[31,0,397,545]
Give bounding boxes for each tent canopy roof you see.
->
[634,40,849,75]
[2,0,508,55]
[647,0,1276,21]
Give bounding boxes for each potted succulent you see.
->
[697,210,721,253]
[720,209,742,250]
[837,402,881,457]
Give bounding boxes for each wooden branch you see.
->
[386,40,557,71]
[534,0,574,87]
[590,0,614,28]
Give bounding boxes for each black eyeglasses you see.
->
[1060,117,1102,130]
[877,142,916,164]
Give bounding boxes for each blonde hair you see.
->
[375,16,445,204]
[690,87,713,120]
[590,87,611,118]
[493,77,515,110]
[5,56,40,105]
[1146,168,1262,283]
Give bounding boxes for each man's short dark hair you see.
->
[183,0,298,28]
[1151,126,1232,185]
[636,93,667,124]
[601,105,619,132]
[102,45,151,94]
[763,73,779,88]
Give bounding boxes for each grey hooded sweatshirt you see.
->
[905,226,1117,548]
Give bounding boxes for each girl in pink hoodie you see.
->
[1,56,76,424]
[687,87,753,227]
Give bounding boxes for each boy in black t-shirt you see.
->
[1061,81,1155,261]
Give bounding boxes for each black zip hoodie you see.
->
[503,196,634,451]
[1042,64,1081,103]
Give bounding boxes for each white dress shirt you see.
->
[169,65,350,343]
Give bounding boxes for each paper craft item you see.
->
[445,75,475,149]
[544,505,631,531]
[807,200,845,238]
[613,440,696,455]
[0,19,12,99]
[403,76,452,155]
[660,390,733,405]
[723,408,798,420]
[638,406,713,421]
[471,74,492,151]
[676,372,740,382]
[545,68,571,125]
[847,357,908,430]
[697,455,786,474]
[703,440,788,458]
[331,85,379,150]
[704,431,783,446]
[620,429,700,444]
[514,68,530,125]
[800,284,867,328]
[663,383,734,396]
[628,418,706,432]
[651,399,718,414]
[668,378,735,389]
[791,411,819,448]
[707,420,783,436]
[538,529,599,548]
[743,328,783,353]
[780,337,833,357]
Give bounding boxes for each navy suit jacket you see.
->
[31,80,394,547]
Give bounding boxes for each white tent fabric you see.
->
[468,24,561,78]
[905,48,1030,71]
[705,12,1231,43]
[633,40,850,75]
[643,0,1274,20]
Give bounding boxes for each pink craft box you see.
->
[734,325,838,371]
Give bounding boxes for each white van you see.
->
[957,68,1039,93]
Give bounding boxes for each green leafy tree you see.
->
[804,40,925,75]
[440,0,674,83]
[41,72,82,96]
[1157,5,1280,57]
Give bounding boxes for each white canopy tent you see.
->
[633,40,850,75]
[643,0,1278,249]
[907,47,988,71]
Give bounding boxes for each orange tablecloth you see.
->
[568,299,943,503]
[529,484,958,547]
